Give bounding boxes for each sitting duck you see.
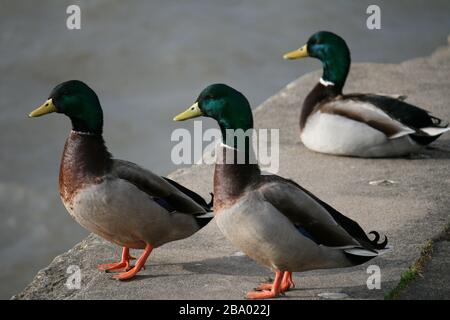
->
[29,80,213,280]
[283,31,449,157]
[174,83,388,299]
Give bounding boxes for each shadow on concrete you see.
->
[408,144,450,160]
[181,256,271,277]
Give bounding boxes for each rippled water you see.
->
[1,0,449,298]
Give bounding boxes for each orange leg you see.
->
[113,244,153,281]
[98,247,133,272]
[247,271,283,299]
[283,271,295,291]
[255,271,295,293]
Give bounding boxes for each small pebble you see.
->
[318,292,349,299]
[369,179,397,186]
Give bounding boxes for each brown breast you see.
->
[59,131,112,206]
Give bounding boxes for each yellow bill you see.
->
[173,102,203,121]
[283,44,308,60]
[29,99,57,117]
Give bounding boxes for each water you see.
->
[1,0,449,298]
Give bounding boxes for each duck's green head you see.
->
[29,80,103,134]
[283,31,351,89]
[174,83,253,135]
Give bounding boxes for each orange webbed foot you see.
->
[98,261,131,272]
[112,244,153,281]
[254,283,273,291]
[247,271,283,300]
[246,290,281,299]
[254,271,295,293]
[98,247,133,273]
[112,266,142,280]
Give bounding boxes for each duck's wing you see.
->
[259,176,387,252]
[162,177,213,211]
[112,159,208,215]
[320,94,449,141]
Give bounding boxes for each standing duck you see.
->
[283,31,449,157]
[174,83,388,299]
[29,80,213,280]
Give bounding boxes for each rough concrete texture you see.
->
[14,37,450,300]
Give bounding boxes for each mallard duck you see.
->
[174,83,388,299]
[29,80,213,280]
[283,31,449,157]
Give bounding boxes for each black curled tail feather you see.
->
[343,231,388,265]
[368,231,388,250]
[430,115,449,128]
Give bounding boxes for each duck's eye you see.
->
[310,36,322,46]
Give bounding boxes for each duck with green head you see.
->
[174,84,388,299]
[29,80,213,280]
[283,31,449,157]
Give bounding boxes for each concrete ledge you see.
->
[14,37,450,300]
[398,226,450,300]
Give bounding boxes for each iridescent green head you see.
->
[284,31,351,90]
[29,80,103,134]
[174,83,253,133]
[174,84,254,150]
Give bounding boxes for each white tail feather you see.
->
[197,211,214,218]
[344,248,378,257]
[389,129,415,139]
[344,245,393,257]
[420,127,450,136]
